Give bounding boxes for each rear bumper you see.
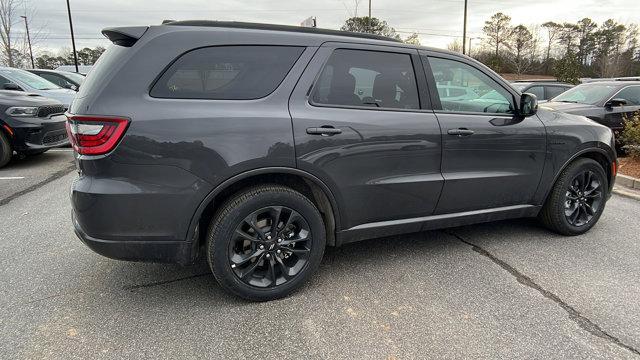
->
[69,160,213,265]
[72,210,198,265]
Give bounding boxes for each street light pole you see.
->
[462,0,468,55]
[20,16,34,68]
[65,0,79,73]
[367,0,371,33]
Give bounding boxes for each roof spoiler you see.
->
[101,26,149,47]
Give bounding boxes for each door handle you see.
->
[447,128,475,136]
[306,126,342,136]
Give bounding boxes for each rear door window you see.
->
[151,45,304,100]
[311,48,420,110]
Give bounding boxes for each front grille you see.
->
[37,105,66,118]
[42,129,67,144]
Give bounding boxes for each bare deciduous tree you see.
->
[0,0,21,67]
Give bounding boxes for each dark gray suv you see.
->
[68,21,617,301]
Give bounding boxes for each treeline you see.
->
[34,47,106,69]
[469,13,639,83]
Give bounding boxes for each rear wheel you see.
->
[207,185,326,301]
[0,131,12,168]
[539,158,607,235]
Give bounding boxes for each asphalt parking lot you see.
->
[1,151,640,359]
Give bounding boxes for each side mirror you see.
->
[519,93,538,117]
[605,98,627,108]
[3,83,22,91]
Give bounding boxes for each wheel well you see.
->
[577,151,613,187]
[197,173,338,249]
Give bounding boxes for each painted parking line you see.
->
[0,176,25,180]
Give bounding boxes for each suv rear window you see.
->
[150,45,304,100]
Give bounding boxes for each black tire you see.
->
[0,131,12,168]
[207,185,326,301]
[539,158,608,235]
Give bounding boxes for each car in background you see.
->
[55,65,92,76]
[511,80,573,101]
[0,91,68,168]
[28,69,84,91]
[0,67,76,108]
[542,80,640,143]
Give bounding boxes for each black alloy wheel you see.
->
[229,206,312,288]
[539,158,608,236]
[564,170,603,227]
[207,185,326,301]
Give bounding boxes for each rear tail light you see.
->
[65,115,130,155]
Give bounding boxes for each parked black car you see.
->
[0,91,68,167]
[511,80,573,101]
[543,81,640,139]
[69,21,617,301]
[28,69,84,91]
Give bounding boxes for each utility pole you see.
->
[368,0,371,32]
[462,0,468,55]
[66,0,79,73]
[20,16,34,68]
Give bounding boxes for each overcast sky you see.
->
[24,0,640,54]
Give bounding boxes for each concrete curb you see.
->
[613,174,640,201]
[616,174,640,190]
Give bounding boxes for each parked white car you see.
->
[0,67,76,108]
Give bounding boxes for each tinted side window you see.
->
[40,73,67,87]
[546,86,569,99]
[151,46,304,100]
[311,49,419,110]
[614,86,640,105]
[426,57,514,114]
[526,86,545,99]
[0,75,9,87]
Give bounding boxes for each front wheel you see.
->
[0,131,12,168]
[207,185,326,301]
[539,158,608,235]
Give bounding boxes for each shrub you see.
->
[621,111,640,158]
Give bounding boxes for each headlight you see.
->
[6,106,38,117]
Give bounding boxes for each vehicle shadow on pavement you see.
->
[97,218,550,303]
[2,151,72,171]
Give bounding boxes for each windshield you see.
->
[63,71,85,85]
[0,68,61,90]
[552,84,617,105]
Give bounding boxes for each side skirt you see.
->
[338,204,541,245]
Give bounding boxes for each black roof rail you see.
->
[163,20,403,43]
